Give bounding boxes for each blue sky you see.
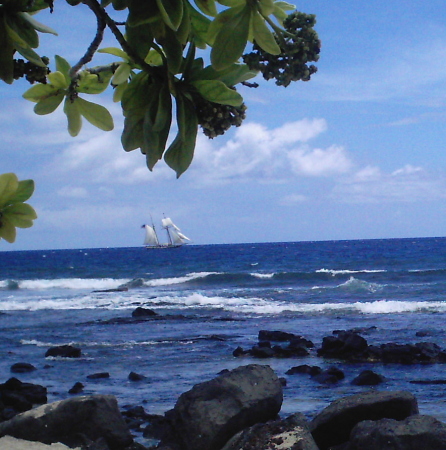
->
[2,0,446,250]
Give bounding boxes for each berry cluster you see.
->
[13,57,50,84]
[194,96,247,139]
[243,12,321,87]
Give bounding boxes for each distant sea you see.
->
[2,237,446,444]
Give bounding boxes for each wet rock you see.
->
[45,345,81,358]
[311,366,344,385]
[0,435,77,449]
[258,330,298,341]
[132,307,157,317]
[87,372,110,380]
[68,382,84,394]
[317,331,368,360]
[128,372,146,381]
[286,365,322,376]
[10,363,37,374]
[162,364,283,450]
[310,390,419,450]
[222,413,319,450]
[351,370,385,386]
[0,395,133,450]
[347,415,446,450]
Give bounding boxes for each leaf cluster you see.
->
[7,0,320,178]
[0,173,37,243]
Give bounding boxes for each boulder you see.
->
[0,435,79,449]
[132,307,157,317]
[163,364,283,450]
[45,345,81,358]
[0,395,133,450]
[258,330,297,341]
[221,413,319,450]
[317,331,368,360]
[351,370,385,386]
[311,367,345,385]
[347,415,446,450]
[310,390,419,450]
[10,363,37,374]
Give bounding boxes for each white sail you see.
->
[143,225,160,246]
[161,217,181,231]
[169,228,191,245]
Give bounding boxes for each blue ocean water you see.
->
[2,237,446,442]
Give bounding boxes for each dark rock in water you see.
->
[351,369,385,386]
[347,415,446,450]
[92,287,128,293]
[162,364,283,450]
[87,372,110,380]
[0,377,47,419]
[45,345,81,358]
[258,330,297,341]
[311,367,345,385]
[128,372,146,381]
[221,412,319,450]
[68,382,84,394]
[317,331,368,360]
[0,394,133,450]
[233,346,248,357]
[286,364,322,376]
[410,379,446,385]
[310,390,419,450]
[10,362,36,373]
[279,377,287,387]
[132,307,157,317]
[250,345,276,358]
[416,329,435,337]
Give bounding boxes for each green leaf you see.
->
[0,16,14,84]
[192,79,243,106]
[77,70,113,94]
[210,5,251,71]
[251,10,280,55]
[156,0,183,31]
[194,0,217,17]
[17,12,58,35]
[113,80,128,102]
[98,47,129,60]
[112,0,128,10]
[164,93,198,177]
[3,202,37,227]
[34,92,64,115]
[22,83,56,102]
[55,55,71,83]
[122,115,144,151]
[143,81,172,170]
[195,63,257,85]
[8,179,34,203]
[48,71,69,89]
[127,0,160,27]
[176,0,191,45]
[112,62,131,85]
[0,216,16,243]
[4,13,38,48]
[125,22,154,60]
[188,3,211,48]
[15,42,45,66]
[258,0,275,16]
[217,0,245,6]
[63,97,82,137]
[144,49,163,65]
[158,27,183,74]
[76,97,114,131]
[0,173,18,208]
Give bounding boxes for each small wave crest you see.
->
[16,278,131,291]
[312,276,383,293]
[316,268,386,276]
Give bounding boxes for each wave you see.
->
[316,268,387,276]
[312,276,384,293]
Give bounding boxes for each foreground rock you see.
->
[310,391,419,450]
[0,395,133,450]
[347,414,446,450]
[160,364,283,450]
[0,435,79,449]
[221,412,318,450]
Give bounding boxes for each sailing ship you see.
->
[142,216,191,248]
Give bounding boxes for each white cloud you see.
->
[332,165,446,203]
[288,145,353,176]
[193,118,351,183]
[280,194,308,205]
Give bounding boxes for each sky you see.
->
[2,0,446,250]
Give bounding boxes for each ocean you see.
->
[2,237,446,444]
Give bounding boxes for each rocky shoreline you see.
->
[2,323,446,449]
